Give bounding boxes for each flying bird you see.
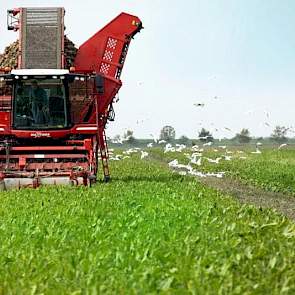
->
[193,103,205,107]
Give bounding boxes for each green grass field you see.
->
[0,151,295,294]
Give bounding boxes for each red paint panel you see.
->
[0,111,10,129]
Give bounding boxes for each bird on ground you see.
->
[189,155,202,166]
[141,151,149,159]
[278,143,287,150]
[168,159,193,171]
[203,142,213,147]
[176,144,186,152]
[149,134,159,143]
[168,159,178,167]
[224,155,232,161]
[255,142,262,149]
[168,159,224,178]
[191,145,199,151]
[205,157,222,164]
[123,148,139,155]
[164,143,176,153]
[251,148,262,154]
[196,157,202,166]
[110,154,123,161]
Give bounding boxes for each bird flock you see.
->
[106,134,289,179]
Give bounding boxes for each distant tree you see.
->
[271,126,288,143]
[235,128,251,144]
[160,126,176,142]
[198,128,213,143]
[123,129,136,144]
[178,135,190,145]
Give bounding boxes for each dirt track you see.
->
[199,176,295,221]
[149,155,295,222]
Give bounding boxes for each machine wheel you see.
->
[87,175,97,187]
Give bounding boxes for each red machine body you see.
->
[0,8,142,189]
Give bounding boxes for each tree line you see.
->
[116,125,290,144]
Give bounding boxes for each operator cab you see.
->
[0,69,95,130]
[12,69,69,129]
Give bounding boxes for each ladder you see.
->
[98,128,110,182]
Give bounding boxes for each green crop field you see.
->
[150,147,295,195]
[0,149,295,294]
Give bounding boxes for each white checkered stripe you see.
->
[103,50,114,62]
[107,38,117,49]
[99,62,111,75]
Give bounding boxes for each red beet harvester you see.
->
[0,7,142,189]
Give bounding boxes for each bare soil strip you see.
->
[149,155,295,221]
[199,176,295,221]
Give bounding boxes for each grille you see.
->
[20,8,64,69]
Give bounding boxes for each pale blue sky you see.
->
[1,0,294,139]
